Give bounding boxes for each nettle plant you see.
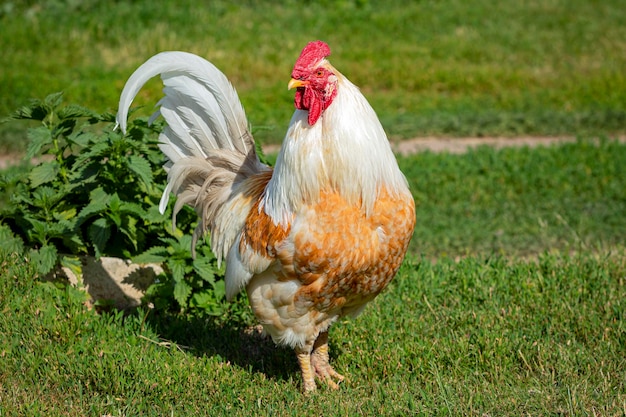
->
[0,93,230,316]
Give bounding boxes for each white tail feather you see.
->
[116,51,252,156]
[116,51,259,214]
[116,51,271,289]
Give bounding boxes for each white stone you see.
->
[56,256,163,309]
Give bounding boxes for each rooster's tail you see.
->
[116,51,268,257]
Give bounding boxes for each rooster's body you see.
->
[117,41,415,392]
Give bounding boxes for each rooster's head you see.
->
[289,40,338,126]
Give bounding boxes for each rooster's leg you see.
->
[295,343,316,392]
[311,331,345,389]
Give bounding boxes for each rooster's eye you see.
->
[316,70,324,77]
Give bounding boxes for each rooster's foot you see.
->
[296,330,345,393]
[311,331,345,389]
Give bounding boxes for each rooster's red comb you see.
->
[293,41,331,71]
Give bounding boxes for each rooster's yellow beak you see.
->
[288,78,307,90]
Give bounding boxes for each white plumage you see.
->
[117,51,257,213]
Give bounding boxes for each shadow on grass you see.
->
[139,307,300,384]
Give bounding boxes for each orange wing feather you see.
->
[240,170,291,260]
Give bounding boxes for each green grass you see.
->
[2,0,626,150]
[2,140,626,415]
[401,138,626,258]
[2,1,626,411]
[2,252,625,415]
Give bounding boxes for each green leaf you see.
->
[89,187,111,203]
[57,115,76,130]
[108,193,121,213]
[57,104,97,120]
[212,280,226,300]
[97,111,117,123]
[44,92,64,110]
[193,257,216,283]
[25,126,53,159]
[30,244,58,275]
[24,217,49,245]
[29,161,60,187]
[119,201,148,220]
[173,280,192,308]
[53,207,77,222]
[190,291,212,308]
[68,160,99,185]
[89,218,111,258]
[67,131,97,148]
[143,204,167,224]
[132,246,168,264]
[43,221,67,238]
[159,237,182,250]
[76,199,108,227]
[127,155,153,187]
[9,185,33,207]
[107,211,122,228]
[190,283,226,315]
[31,186,63,210]
[0,224,24,255]
[8,98,47,121]
[62,234,87,255]
[73,140,110,166]
[118,215,138,251]
[168,258,187,283]
[197,243,217,261]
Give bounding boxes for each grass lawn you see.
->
[2,0,626,150]
[2,140,626,415]
[1,0,626,413]
[1,249,625,415]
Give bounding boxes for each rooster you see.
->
[117,41,415,392]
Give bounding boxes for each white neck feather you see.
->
[261,72,409,226]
